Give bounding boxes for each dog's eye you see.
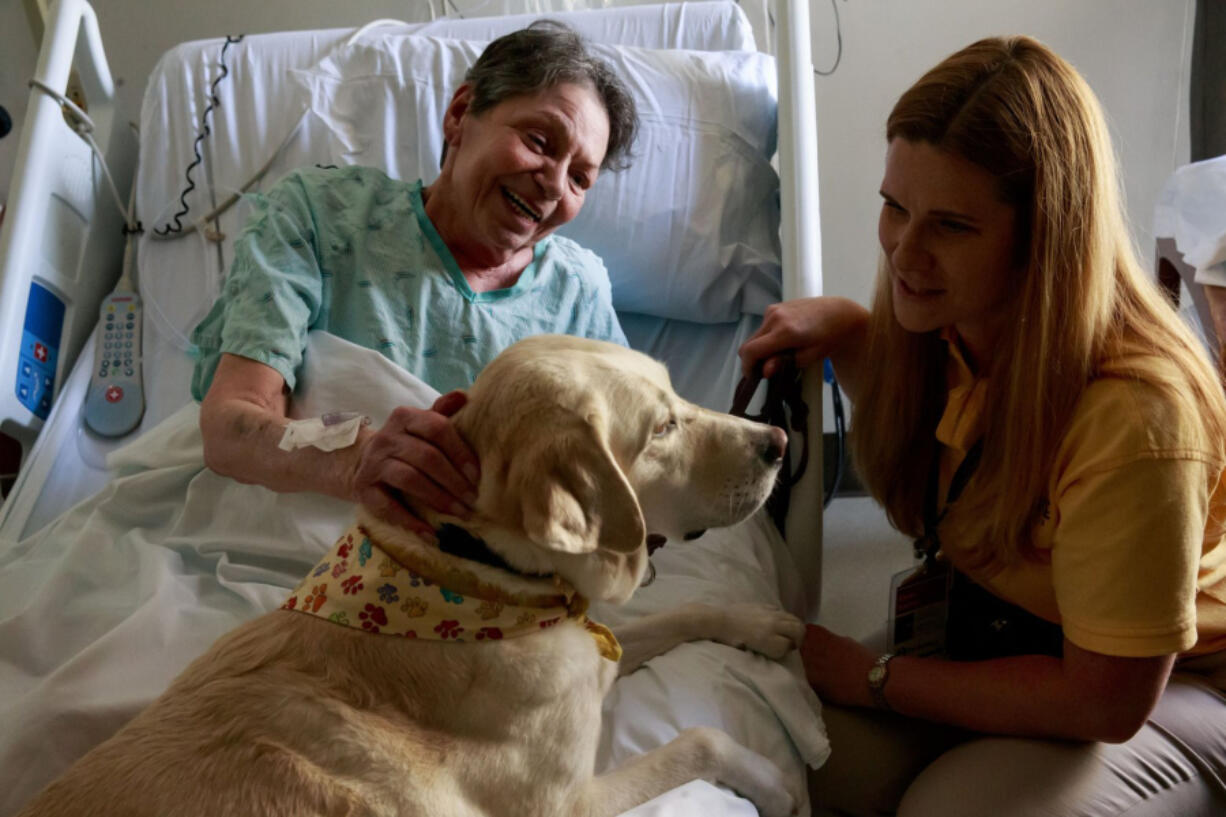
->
[652,419,678,438]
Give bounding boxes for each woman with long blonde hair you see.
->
[742,36,1226,815]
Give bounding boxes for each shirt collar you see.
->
[935,326,988,454]
[410,180,544,304]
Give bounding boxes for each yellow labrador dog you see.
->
[19,335,805,817]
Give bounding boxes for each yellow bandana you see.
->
[282,523,621,662]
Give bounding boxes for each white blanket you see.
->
[0,332,827,815]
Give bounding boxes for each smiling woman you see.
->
[877,139,1021,366]
[424,81,611,287]
[740,34,1226,817]
[190,21,639,543]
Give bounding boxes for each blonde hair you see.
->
[851,36,1226,570]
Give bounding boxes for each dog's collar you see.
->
[282,523,621,662]
[435,522,539,576]
[436,524,653,586]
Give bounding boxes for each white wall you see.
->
[808,0,1195,306]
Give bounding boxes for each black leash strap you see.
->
[730,357,810,532]
[915,438,984,563]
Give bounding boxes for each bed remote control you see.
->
[82,291,145,437]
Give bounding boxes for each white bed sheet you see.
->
[0,332,827,816]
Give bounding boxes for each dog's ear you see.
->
[510,410,645,555]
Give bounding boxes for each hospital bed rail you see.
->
[776,0,825,621]
[0,0,136,463]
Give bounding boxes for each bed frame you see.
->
[0,0,825,619]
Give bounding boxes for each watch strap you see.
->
[868,652,895,711]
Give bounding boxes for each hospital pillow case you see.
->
[290,34,783,324]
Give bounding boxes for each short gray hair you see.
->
[447,21,638,172]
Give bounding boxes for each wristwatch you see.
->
[867,652,895,711]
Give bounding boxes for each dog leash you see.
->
[729,357,810,533]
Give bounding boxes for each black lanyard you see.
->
[915,438,984,564]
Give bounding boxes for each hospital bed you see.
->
[0,1,828,813]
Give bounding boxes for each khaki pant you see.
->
[809,676,1226,816]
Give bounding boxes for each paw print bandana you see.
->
[282,523,621,662]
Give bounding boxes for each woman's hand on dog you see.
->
[351,390,481,542]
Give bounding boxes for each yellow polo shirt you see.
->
[936,334,1226,670]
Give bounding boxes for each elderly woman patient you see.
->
[193,22,637,540]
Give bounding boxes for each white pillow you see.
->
[290,34,782,323]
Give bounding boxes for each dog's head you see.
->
[424,336,786,602]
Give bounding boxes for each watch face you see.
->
[868,665,886,686]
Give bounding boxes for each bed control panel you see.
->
[16,282,65,421]
[82,291,145,437]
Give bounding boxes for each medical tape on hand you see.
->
[278,411,370,452]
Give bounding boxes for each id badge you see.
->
[888,560,953,657]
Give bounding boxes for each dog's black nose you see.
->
[762,426,787,464]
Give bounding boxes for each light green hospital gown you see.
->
[190,165,626,398]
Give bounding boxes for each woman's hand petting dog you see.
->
[350,390,481,541]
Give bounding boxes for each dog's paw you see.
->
[730,751,796,817]
[708,602,805,660]
[681,728,798,817]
